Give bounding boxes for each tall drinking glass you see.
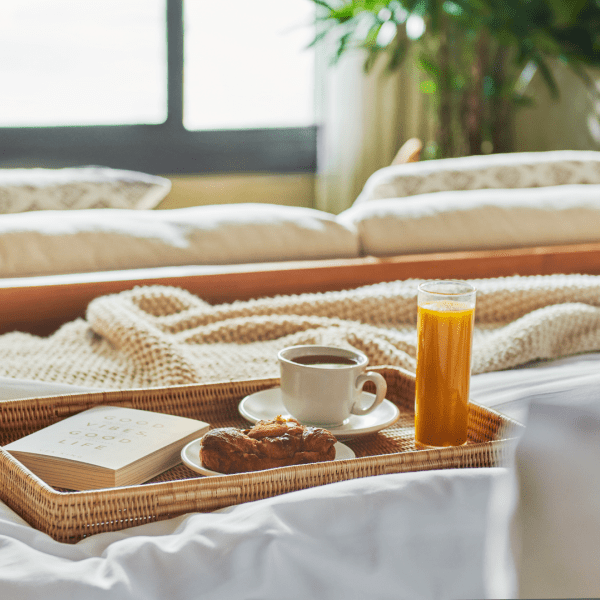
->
[415,280,476,448]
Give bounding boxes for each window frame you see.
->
[0,0,317,175]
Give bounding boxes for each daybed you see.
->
[1,149,600,335]
[0,151,600,599]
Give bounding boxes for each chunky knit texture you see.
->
[1,274,600,389]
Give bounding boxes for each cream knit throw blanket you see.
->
[1,274,600,389]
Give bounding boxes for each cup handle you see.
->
[351,371,387,416]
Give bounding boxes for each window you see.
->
[0,0,316,174]
[184,0,314,131]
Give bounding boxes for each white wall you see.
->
[157,173,315,211]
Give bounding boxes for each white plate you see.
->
[238,387,400,440]
[181,437,355,477]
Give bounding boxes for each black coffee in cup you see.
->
[278,344,387,426]
[291,355,360,368]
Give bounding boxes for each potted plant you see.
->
[310,0,600,158]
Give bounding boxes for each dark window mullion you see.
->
[166,0,184,133]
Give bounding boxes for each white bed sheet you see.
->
[470,351,600,424]
[1,352,599,599]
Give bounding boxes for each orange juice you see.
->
[415,300,474,447]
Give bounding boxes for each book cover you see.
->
[5,405,209,490]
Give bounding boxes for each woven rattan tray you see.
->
[0,366,522,543]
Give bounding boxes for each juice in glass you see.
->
[415,281,476,448]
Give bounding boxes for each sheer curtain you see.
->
[314,48,432,214]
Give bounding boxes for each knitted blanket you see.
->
[1,274,600,389]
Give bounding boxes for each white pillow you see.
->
[338,184,600,256]
[0,167,172,213]
[354,150,600,204]
[0,203,360,278]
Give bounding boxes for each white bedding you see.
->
[0,469,506,600]
[1,353,599,599]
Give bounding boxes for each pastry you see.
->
[199,416,337,474]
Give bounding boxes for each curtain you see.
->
[314,48,432,214]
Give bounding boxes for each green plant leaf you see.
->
[329,31,354,65]
[418,52,441,79]
[362,46,383,71]
[310,0,335,10]
[364,21,384,48]
[306,29,332,49]
[530,30,563,56]
[552,25,600,65]
[511,94,536,107]
[322,2,357,22]
[545,0,588,25]
[451,0,489,15]
[420,79,437,94]
[483,74,497,97]
[532,52,560,98]
[386,36,409,71]
[443,1,463,17]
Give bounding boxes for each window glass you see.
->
[183,0,315,130]
[0,1,167,127]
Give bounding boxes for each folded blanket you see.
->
[1,274,600,389]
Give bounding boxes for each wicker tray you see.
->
[0,366,522,543]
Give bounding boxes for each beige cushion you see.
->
[0,167,172,213]
[0,203,360,278]
[354,150,600,204]
[338,185,600,256]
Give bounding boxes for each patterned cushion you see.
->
[354,150,600,204]
[0,167,171,213]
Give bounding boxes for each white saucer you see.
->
[181,437,355,477]
[238,387,400,440]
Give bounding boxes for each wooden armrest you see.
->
[392,138,423,165]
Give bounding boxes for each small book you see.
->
[5,405,209,490]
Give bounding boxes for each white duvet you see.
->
[0,468,506,600]
[1,353,600,600]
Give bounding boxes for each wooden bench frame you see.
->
[2,241,600,336]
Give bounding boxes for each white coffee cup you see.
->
[278,345,387,427]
